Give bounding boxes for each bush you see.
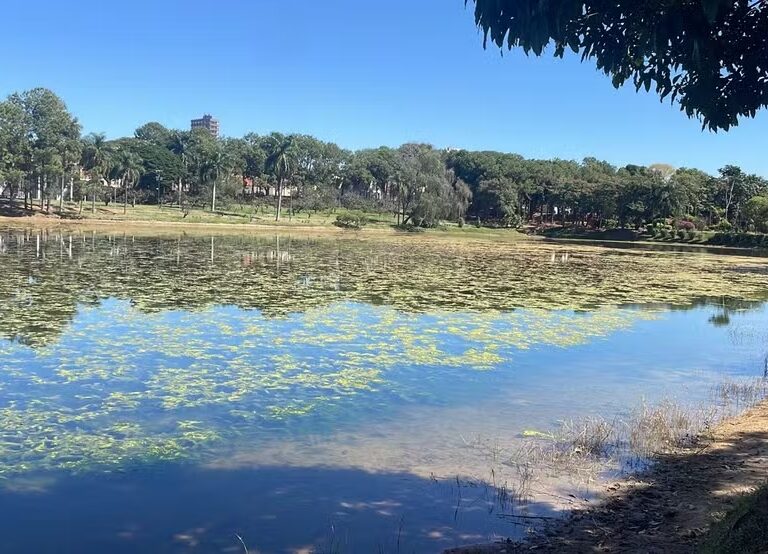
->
[689,216,707,230]
[333,213,367,230]
[714,219,733,232]
[675,220,696,231]
[504,212,523,228]
[394,223,425,233]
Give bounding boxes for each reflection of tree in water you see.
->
[711,299,768,378]
[1,227,768,346]
[707,299,767,328]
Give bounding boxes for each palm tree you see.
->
[115,149,142,214]
[207,144,231,213]
[264,134,296,221]
[81,133,113,213]
[168,131,190,208]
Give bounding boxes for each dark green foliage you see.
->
[134,122,172,146]
[334,213,368,229]
[130,141,184,193]
[2,87,767,234]
[744,196,768,232]
[469,0,768,130]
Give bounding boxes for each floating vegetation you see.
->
[0,298,649,477]
[1,228,768,347]
[0,228,767,477]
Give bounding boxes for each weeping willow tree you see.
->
[468,0,768,131]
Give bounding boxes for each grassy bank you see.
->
[0,200,528,242]
[0,199,397,227]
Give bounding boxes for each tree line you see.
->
[2,87,768,231]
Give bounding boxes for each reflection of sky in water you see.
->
[0,301,766,552]
[2,230,768,552]
[0,300,655,474]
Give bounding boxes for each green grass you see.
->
[0,199,528,241]
[700,485,768,554]
[72,202,399,227]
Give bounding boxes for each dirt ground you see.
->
[446,401,768,554]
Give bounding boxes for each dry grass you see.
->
[626,400,718,457]
[556,416,618,457]
[713,377,768,412]
[481,378,768,513]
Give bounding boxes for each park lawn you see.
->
[0,199,528,241]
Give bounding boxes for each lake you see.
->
[1,227,767,553]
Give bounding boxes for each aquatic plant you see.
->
[0,228,767,478]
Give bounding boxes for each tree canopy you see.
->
[468,0,768,130]
[3,87,768,232]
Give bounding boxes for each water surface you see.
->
[1,228,767,553]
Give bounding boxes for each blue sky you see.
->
[2,0,766,176]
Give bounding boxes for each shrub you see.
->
[713,219,733,232]
[394,223,425,233]
[689,216,707,230]
[333,213,367,230]
[675,220,696,231]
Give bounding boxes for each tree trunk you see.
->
[211,180,217,212]
[59,175,65,214]
[124,177,128,214]
[178,178,182,208]
[275,177,283,221]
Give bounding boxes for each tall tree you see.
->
[81,133,114,213]
[168,130,191,207]
[0,97,30,204]
[7,89,81,211]
[134,122,172,146]
[207,143,231,213]
[115,149,142,214]
[264,134,297,221]
[716,165,767,227]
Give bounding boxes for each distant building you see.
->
[190,114,220,138]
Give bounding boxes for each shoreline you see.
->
[3,213,767,255]
[542,236,768,256]
[446,399,768,553]
[0,213,529,242]
[3,211,767,255]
